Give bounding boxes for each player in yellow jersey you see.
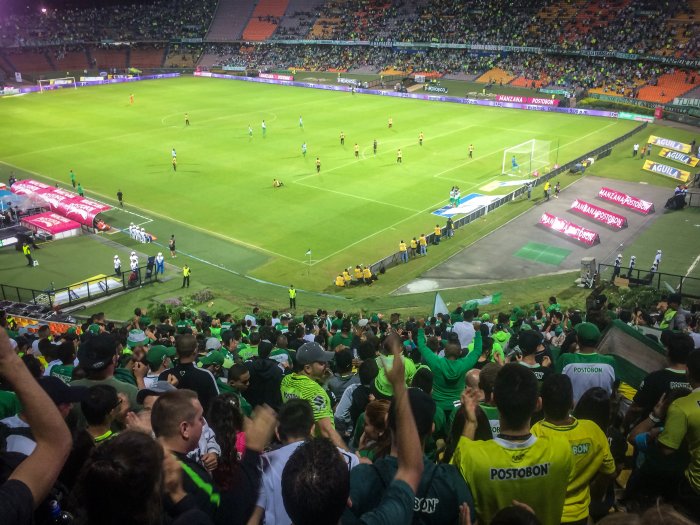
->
[316,157,321,173]
[469,144,474,158]
[388,117,393,128]
[354,143,359,158]
[340,131,345,145]
[451,364,573,525]
[532,374,616,524]
[129,93,134,105]
[419,131,424,146]
[397,149,402,163]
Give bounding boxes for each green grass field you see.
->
[0,75,697,319]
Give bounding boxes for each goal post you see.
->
[38,77,77,93]
[502,139,552,177]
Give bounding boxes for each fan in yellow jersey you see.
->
[451,364,573,525]
[342,268,352,285]
[280,342,346,450]
[335,274,345,287]
[532,374,616,524]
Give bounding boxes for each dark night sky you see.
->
[3,0,161,16]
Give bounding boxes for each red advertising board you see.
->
[495,95,560,106]
[22,212,81,234]
[539,212,600,246]
[598,187,654,214]
[570,199,627,229]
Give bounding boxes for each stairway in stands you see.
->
[205,0,257,42]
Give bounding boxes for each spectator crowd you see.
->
[1,288,700,524]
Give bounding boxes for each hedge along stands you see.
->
[570,199,628,230]
[538,212,600,246]
[598,187,655,215]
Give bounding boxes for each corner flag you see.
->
[305,249,312,256]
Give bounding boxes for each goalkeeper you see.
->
[511,155,519,171]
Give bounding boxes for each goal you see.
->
[38,77,77,93]
[502,139,551,177]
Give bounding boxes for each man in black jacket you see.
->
[244,340,283,411]
[159,334,219,411]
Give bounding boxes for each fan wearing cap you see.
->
[556,323,616,403]
[518,330,554,389]
[72,333,139,412]
[138,345,176,389]
[1,376,88,456]
[280,341,347,450]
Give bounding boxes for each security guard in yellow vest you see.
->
[182,265,191,288]
[289,285,297,309]
[22,242,34,267]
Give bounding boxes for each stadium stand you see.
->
[476,68,515,85]
[129,45,167,69]
[91,47,128,70]
[241,0,289,41]
[272,0,327,39]
[205,0,256,42]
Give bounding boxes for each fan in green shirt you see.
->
[416,322,482,412]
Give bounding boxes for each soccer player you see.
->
[262,120,267,137]
[373,139,377,155]
[302,142,307,157]
[273,179,284,188]
[454,187,461,205]
[388,117,393,128]
[449,186,456,207]
[169,235,176,258]
[185,113,190,126]
[69,169,76,188]
[511,155,519,170]
[116,189,123,208]
[340,131,345,145]
[354,143,359,158]
[397,149,402,163]
[469,144,474,158]
[248,124,253,137]
[129,93,134,105]
[316,157,321,173]
[171,148,176,159]
[419,132,424,146]
[299,115,303,128]
[172,157,177,172]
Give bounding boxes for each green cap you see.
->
[200,351,225,367]
[145,345,176,367]
[574,322,601,344]
[87,324,101,335]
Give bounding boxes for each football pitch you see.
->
[0,76,643,303]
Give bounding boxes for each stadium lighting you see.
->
[40,8,47,14]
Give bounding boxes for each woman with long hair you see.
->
[357,399,391,462]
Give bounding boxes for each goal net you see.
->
[502,139,552,177]
[38,77,77,92]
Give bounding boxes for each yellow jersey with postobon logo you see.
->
[532,418,615,522]
[451,434,572,525]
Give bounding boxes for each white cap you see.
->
[657,250,662,254]
[114,255,119,259]
[158,252,162,256]
[631,255,636,259]
[141,227,145,231]
[617,254,622,258]
[131,251,136,256]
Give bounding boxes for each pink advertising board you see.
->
[495,95,560,106]
[22,212,81,234]
[598,187,654,214]
[539,212,600,246]
[570,199,627,229]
